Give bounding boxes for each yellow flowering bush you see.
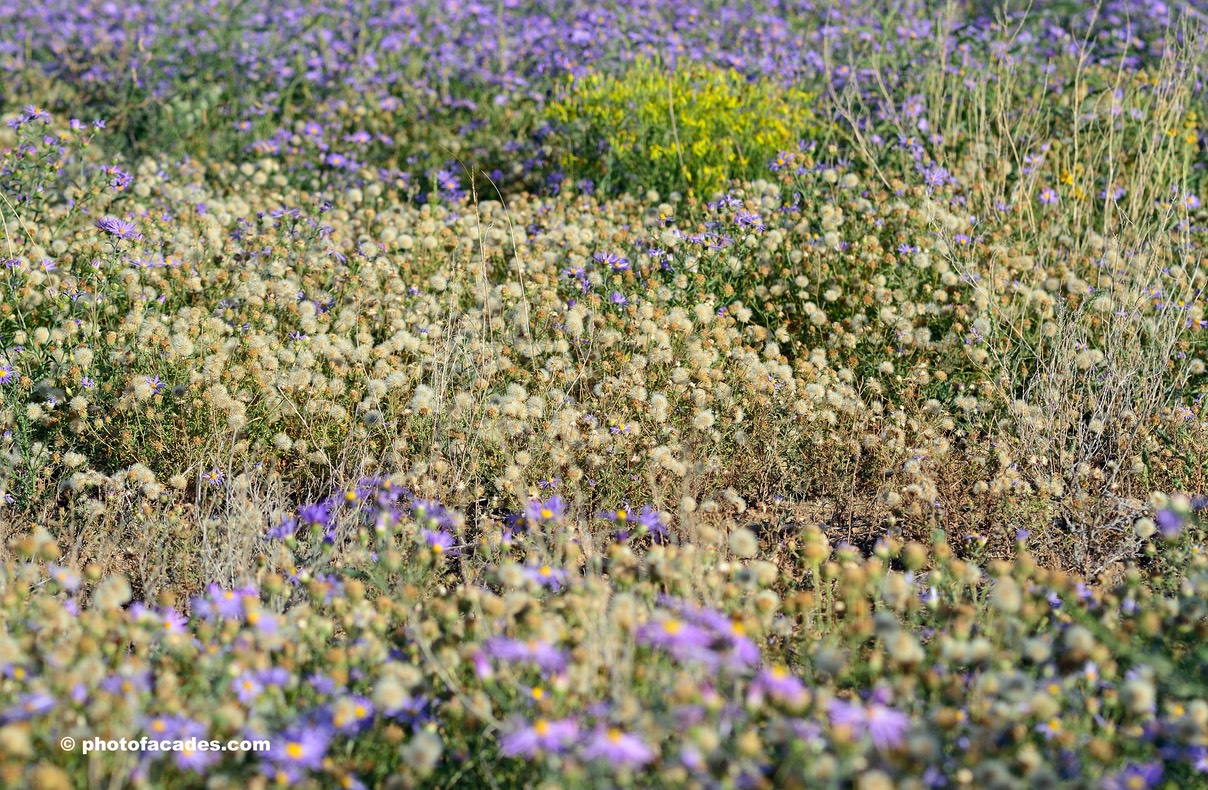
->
[548,58,818,196]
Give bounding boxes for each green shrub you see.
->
[548,57,819,197]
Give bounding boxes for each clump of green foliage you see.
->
[548,57,819,196]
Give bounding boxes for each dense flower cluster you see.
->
[0,1,1206,787]
[1,489,1206,788]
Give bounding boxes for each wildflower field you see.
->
[1,0,1208,787]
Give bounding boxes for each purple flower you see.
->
[1035,717,1064,741]
[483,637,568,672]
[636,505,669,542]
[750,666,808,706]
[1039,187,1059,205]
[1102,762,1163,790]
[1155,509,1183,540]
[734,210,765,230]
[157,607,188,635]
[330,696,375,733]
[0,364,15,385]
[524,496,567,524]
[500,717,579,757]
[101,670,152,696]
[1,692,55,723]
[144,714,184,740]
[828,699,910,751]
[594,251,630,271]
[94,216,143,241]
[267,515,299,541]
[422,528,456,555]
[233,671,263,704]
[635,615,714,663]
[298,502,331,526]
[523,563,569,590]
[581,726,655,768]
[266,727,331,772]
[866,702,911,751]
[174,719,220,772]
[194,584,254,620]
[48,564,81,592]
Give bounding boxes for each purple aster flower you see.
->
[266,727,331,772]
[233,671,263,704]
[195,584,252,620]
[422,528,456,555]
[1039,187,1059,205]
[866,702,911,750]
[330,696,375,733]
[1155,509,1182,540]
[94,216,143,241]
[599,506,633,527]
[524,495,567,524]
[523,563,569,590]
[411,497,455,528]
[174,719,220,772]
[828,699,909,751]
[636,504,669,542]
[48,564,81,592]
[581,726,655,768]
[101,670,152,696]
[594,251,630,271]
[258,667,290,688]
[483,637,568,672]
[1102,762,1163,790]
[471,650,494,680]
[734,210,765,230]
[635,615,714,664]
[309,673,337,695]
[828,698,866,733]
[0,364,15,385]
[715,620,761,670]
[383,693,433,727]
[500,717,579,757]
[750,666,808,706]
[1035,717,1065,741]
[23,105,51,124]
[298,502,331,526]
[1,692,55,723]
[144,714,184,740]
[157,607,188,635]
